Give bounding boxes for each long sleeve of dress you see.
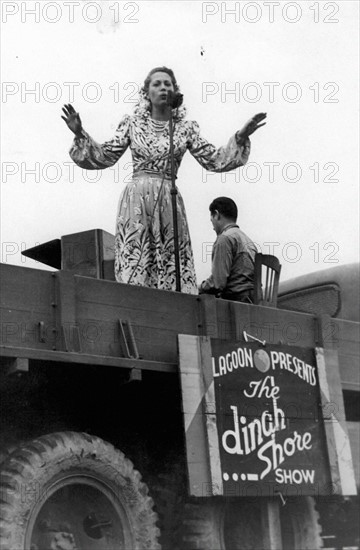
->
[69,114,131,170]
[186,120,250,172]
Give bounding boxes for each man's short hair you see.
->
[209,197,238,221]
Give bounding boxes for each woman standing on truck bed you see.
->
[62,66,266,293]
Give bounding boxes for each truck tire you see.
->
[226,497,323,550]
[178,500,226,549]
[0,432,160,550]
[316,495,360,549]
[148,471,184,550]
[280,496,323,550]
[178,497,322,549]
[178,499,268,549]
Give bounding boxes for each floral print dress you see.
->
[69,111,250,293]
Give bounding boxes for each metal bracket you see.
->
[38,321,46,343]
[243,330,266,346]
[127,368,142,383]
[118,319,140,359]
[61,325,81,353]
[275,491,286,506]
[6,357,29,375]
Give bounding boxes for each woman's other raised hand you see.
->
[61,104,83,137]
[237,112,267,141]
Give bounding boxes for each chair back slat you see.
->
[253,253,282,307]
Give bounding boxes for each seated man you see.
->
[199,196,257,303]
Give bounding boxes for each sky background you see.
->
[1,0,359,284]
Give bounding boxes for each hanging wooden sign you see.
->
[178,335,356,498]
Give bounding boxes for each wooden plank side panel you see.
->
[200,337,223,495]
[0,345,177,372]
[203,380,223,496]
[333,319,360,351]
[74,277,202,362]
[198,295,219,338]
[73,319,187,361]
[75,276,199,314]
[215,299,317,347]
[56,272,78,352]
[178,335,211,497]
[0,264,54,313]
[347,421,360,489]
[338,353,360,390]
[316,347,357,495]
[333,319,360,390]
[0,264,56,350]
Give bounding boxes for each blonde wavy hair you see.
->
[133,66,187,121]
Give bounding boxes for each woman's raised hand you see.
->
[61,104,83,137]
[238,112,267,139]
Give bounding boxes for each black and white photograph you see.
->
[1,1,359,548]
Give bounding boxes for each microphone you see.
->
[166,90,183,109]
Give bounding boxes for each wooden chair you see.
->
[253,253,282,307]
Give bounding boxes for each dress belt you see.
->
[133,169,174,180]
